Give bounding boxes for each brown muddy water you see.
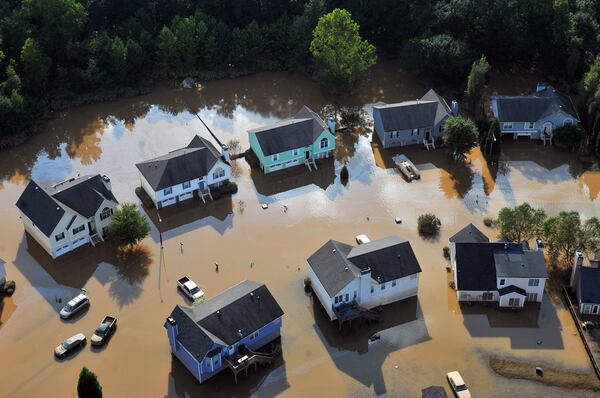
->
[0,61,599,398]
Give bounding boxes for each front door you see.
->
[305,150,310,160]
[199,180,205,191]
[425,130,431,141]
[88,221,96,234]
[593,305,600,315]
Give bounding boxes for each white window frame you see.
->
[499,279,505,286]
[563,118,573,127]
[182,181,191,190]
[508,298,520,307]
[55,232,65,242]
[72,225,85,235]
[482,292,494,301]
[163,187,173,196]
[526,122,535,129]
[320,138,328,149]
[381,283,385,290]
[213,167,225,179]
[100,207,112,221]
[392,280,397,287]
[503,122,513,129]
[292,148,299,156]
[272,153,279,162]
[528,278,539,287]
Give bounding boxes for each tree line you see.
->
[1,0,600,144]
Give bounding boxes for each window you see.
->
[182,181,191,189]
[320,137,329,149]
[213,167,225,179]
[272,153,279,162]
[527,122,535,129]
[345,293,349,301]
[292,148,299,156]
[392,280,397,287]
[395,131,400,138]
[503,122,513,129]
[353,291,357,299]
[72,225,85,235]
[528,279,539,287]
[390,132,394,139]
[499,279,505,286]
[163,187,172,196]
[100,207,113,221]
[508,298,520,307]
[334,296,338,304]
[370,286,374,294]
[439,125,443,133]
[381,283,386,290]
[482,292,494,301]
[527,293,538,302]
[563,119,573,127]
[55,232,65,242]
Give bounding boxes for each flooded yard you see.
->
[0,61,599,397]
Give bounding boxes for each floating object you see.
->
[283,205,288,213]
[395,217,402,224]
[261,203,268,209]
[356,234,371,245]
[536,367,543,377]
[369,334,381,342]
[393,155,420,181]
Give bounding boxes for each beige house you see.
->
[16,175,118,258]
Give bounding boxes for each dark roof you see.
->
[449,223,490,243]
[16,180,65,237]
[455,242,547,291]
[494,250,548,278]
[579,266,600,304]
[493,85,578,122]
[15,175,117,237]
[169,281,284,359]
[249,106,329,156]
[422,386,449,398]
[373,89,450,132]
[46,175,118,218]
[499,285,527,296]
[307,236,422,297]
[136,135,226,191]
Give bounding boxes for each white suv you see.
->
[59,293,90,319]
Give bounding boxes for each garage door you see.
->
[54,244,71,257]
[268,163,283,172]
[72,236,89,249]
[179,192,193,202]
[160,197,177,208]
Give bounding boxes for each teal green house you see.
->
[248,106,336,174]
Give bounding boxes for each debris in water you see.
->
[536,367,543,377]
[537,340,542,345]
[297,267,300,271]
[394,365,398,369]
[283,205,288,213]
[250,262,254,268]
[262,203,268,209]
[395,217,402,224]
[366,216,370,221]
[215,262,219,273]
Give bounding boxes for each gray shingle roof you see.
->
[449,223,490,243]
[136,135,225,191]
[498,285,526,296]
[578,266,600,304]
[168,281,284,360]
[373,89,451,132]
[494,250,547,278]
[307,236,422,297]
[493,85,578,122]
[249,106,329,156]
[15,175,117,237]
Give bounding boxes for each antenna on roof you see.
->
[195,113,224,147]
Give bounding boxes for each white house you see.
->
[307,236,422,321]
[570,250,600,316]
[136,135,231,209]
[451,225,548,308]
[16,175,118,258]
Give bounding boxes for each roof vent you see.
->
[238,329,243,338]
[332,249,336,253]
[216,310,221,318]
[504,243,508,250]
[377,276,381,283]
[166,317,176,325]
[257,295,260,302]
[344,266,349,272]
[56,207,60,211]
[34,186,38,190]
[250,292,254,299]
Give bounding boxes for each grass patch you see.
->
[489,355,600,392]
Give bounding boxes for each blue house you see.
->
[372,89,455,149]
[491,83,579,141]
[165,280,284,384]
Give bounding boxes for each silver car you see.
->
[54,333,86,359]
[59,293,89,319]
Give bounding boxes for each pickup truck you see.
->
[91,316,117,346]
[177,277,205,301]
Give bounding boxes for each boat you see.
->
[393,155,421,181]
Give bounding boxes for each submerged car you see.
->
[54,333,86,359]
[59,293,89,319]
[447,371,471,398]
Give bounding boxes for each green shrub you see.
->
[418,213,441,236]
[552,125,585,149]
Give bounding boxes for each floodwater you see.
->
[0,60,599,398]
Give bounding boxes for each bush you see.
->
[108,203,151,248]
[483,217,494,227]
[340,165,349,185]
[418,213,441,236]
[77,367,102,398]
[443,246,450,258]
[553,125,585,149]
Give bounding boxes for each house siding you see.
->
[496,277,546,302]
[373,109,447,149]
[456,290,500,302]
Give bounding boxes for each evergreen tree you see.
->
[77,367,102,398]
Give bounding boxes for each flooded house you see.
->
[164,280,284,384]
[569,250,600,316]
[450,225,548,308]
[248,105,336,174]
[307,236,422,321]
[15,175,118,258]
[490,83,579,141]
[136,135,231,209]
[372,89,455,149]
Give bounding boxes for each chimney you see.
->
[327,116,336,135]
[165,317,178,348]
[575,250,584,268]
[221,145,230,163]
[359,267,371,303]
[535,238,544,252]
[451,100,459,116]
[101,175,112,191]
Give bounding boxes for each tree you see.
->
[107,37,127,84]
[496,203,546,242]
[77,367,102,398]
[108,203,150,248]
[552,125,585,149]
[543,211,582,261]
[465,55,490,116]
[442,116,479,159]
[20,38,52,91]
[418,213,441,236]
[481,118,502,157]
[310,8,376,90]
[156,26,177,71]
